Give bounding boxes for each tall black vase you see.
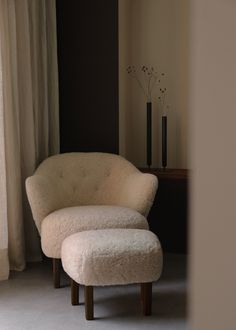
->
[162,115,167,168]
[147,102,152,168]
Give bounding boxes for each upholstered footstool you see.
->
[61,228,163,320]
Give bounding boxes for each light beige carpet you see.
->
[0,254,187,330]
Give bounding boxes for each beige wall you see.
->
[190,0,236,329]
[121,1,236,328]
[119,0,189,168]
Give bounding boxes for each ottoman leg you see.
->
[140,282,145,302]
[52,258,60,289]
[84,286,94,320]
[71,279,79,305]
[141,282,152,316]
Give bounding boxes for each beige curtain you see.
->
[0,0,59,281]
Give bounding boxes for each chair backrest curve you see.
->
[26,152,140,232]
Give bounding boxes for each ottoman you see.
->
[61,229,163,320]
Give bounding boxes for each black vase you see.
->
[147,102,152,168]
[162,115,167,168]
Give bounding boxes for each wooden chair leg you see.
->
[71,279,79,305]
[52,258,60,289]
[84,286,94,320]
[141,283,145,302]
[141,282,152,316]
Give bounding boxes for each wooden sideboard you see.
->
[140,168,189,254]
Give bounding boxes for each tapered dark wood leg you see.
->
[71,279,79,305]
[52,258,60,289]
[141,282,152,316]
[141,283,145,302]
[84,286,94,320]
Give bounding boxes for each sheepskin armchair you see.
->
[26,152,158,287]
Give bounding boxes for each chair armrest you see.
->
[118,172,158,217]
[25,175,61,234]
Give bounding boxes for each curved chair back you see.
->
[26,153,142,231]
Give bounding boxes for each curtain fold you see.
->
[0,0,59,280]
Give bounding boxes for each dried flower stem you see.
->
[127,65,160,102]
[130,72,149,100]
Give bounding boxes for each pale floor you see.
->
[0,254,188,330]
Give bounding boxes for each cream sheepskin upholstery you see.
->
[61,229,163,286]
[41,206,148,258]
[26,152,158,258]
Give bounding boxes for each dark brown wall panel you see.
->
[56,0,119,153]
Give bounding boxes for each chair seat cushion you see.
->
[41,206,149,258]
[61,229,163,286]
